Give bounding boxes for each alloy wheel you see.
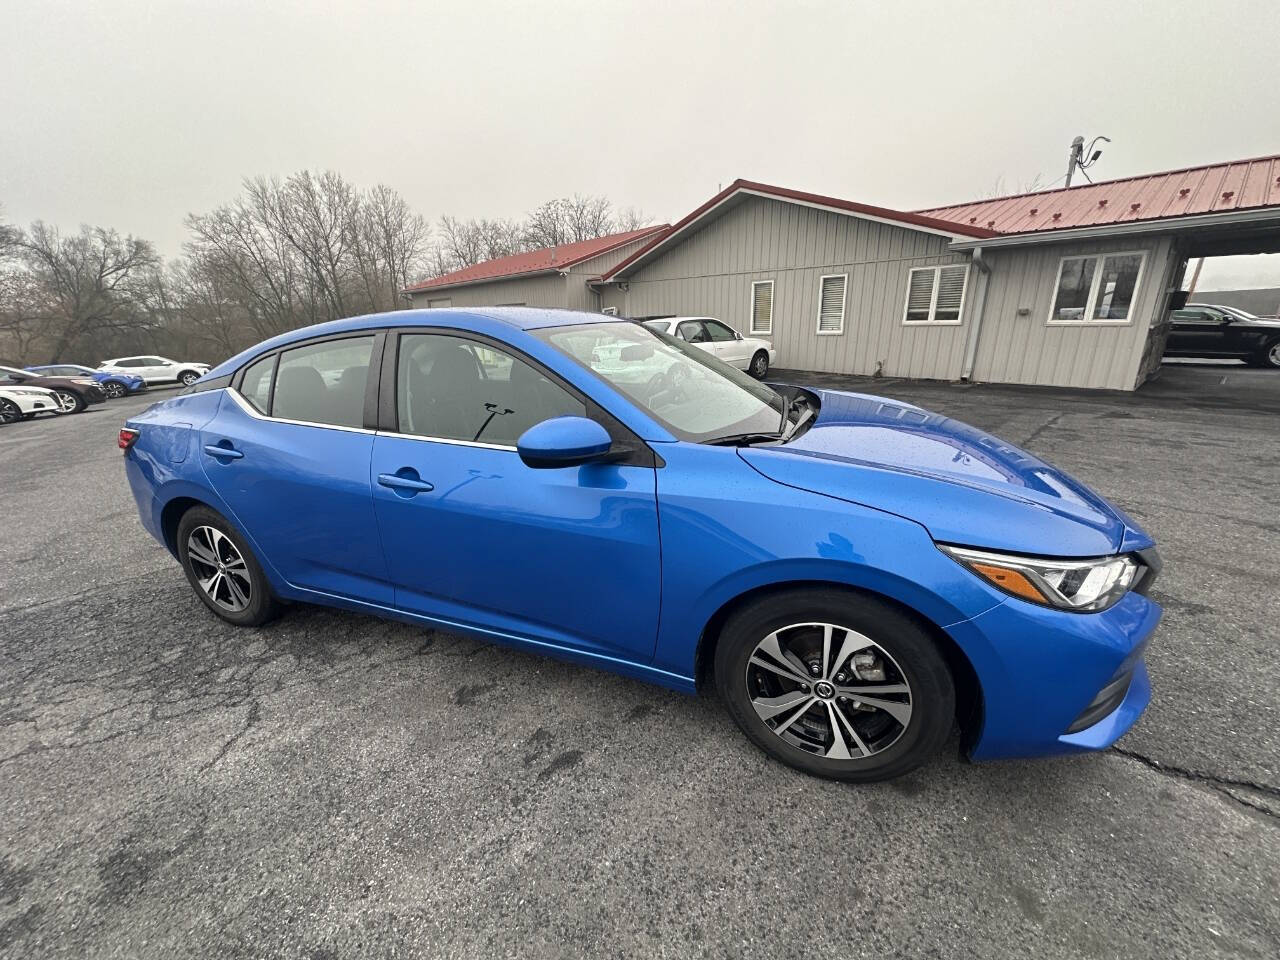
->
[1269,342,1280,368]
[751,353,768,377]
[0,400,19,424]
[181,372,199,386]
[745,622,913,760]
[186,525,252,612]
[105,382,126,398]
[53,391,78,414]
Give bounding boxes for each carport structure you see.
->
[919,153,1280,387]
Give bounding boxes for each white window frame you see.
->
[601,306,618,316]
[902,265,968,326]
[750,279,774,335]
[1046,251,1147,326]
[426,297,452,309]
[815,273,848,336]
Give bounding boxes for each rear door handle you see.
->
[204,443,243,460]
[377,472,434,493]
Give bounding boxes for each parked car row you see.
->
[0,355,210,425]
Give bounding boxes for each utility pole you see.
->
[1065,136,1084,188]
[1186,257,1205,298]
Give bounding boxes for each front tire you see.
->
[178,370,201,387]
[103,381,128,399]
[715,588,955,783]
[176,506,281,627]
[0,399,20,425]
[51,390,84,414]
[749,351,769,379]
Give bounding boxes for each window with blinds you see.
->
[816,274,847,334]
[903,265,967,324]
[750,280,773,334]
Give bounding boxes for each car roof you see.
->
[203,307,632,380]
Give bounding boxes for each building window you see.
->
[1049,253,1145,324]
[426,297,452,309]
[816,274,847,335]
[903,265,968,325]
[750,280,773,335]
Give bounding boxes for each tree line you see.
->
[0,174,651,364]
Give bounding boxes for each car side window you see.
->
[144,357,166,365]
[396,333,586,447]
[116,359,142,367]
[677,321,708,342]
[272,336,374,428]
[238,354,277,414]
[705,320,736,342]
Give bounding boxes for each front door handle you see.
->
[204,443,244,460]
[378,471,434,494]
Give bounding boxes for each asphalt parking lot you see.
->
[2,368,1278,960]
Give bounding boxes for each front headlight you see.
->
[73,379,98,386]
[939,544,1140,612]
[13,388,48,397]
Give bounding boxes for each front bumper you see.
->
[947,587,1161,761]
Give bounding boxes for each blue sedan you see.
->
[120,308,1160,782]
[27,364,145,399]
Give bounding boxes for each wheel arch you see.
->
[693,579,984,751]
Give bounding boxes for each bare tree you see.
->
[614,206,654,232]
[0,267,46,360]
[18,223,160,361]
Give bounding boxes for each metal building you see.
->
[404,153,1280,391]
[405,226,667,312]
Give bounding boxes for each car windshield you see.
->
[534,321,786,442]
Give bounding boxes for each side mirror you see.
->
[517,416,613,469]
[735,331,743,340]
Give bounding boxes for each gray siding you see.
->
[606,196,974,380]
[409,272,568,310]
[972,236,1178,391]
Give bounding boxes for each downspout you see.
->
[960,247,990,382]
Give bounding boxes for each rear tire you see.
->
[1251,338,1280,369]
[51,390,84,414]
[0,399,20,425]
[714,588,955,783]
[176,505,282,627]
[750,351,769,379]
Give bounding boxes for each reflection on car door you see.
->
[199,333,394,604]
[369,331,661,661]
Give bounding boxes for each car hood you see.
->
[739,390,1149,557]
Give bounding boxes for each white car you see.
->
[0,385,60,424]
[640,317,776,378]
[98,355,211,386]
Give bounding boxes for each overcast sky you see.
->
[3,0,1279,289]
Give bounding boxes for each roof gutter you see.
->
[960,248,990,382]
[948,207,1280,251]
[403,267,560,296]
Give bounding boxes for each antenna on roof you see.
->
[1065,134,1110,187]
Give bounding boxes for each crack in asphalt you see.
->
[1020,412,1064,447]
[1111,745,1280,821]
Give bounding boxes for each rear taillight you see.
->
[118,427,139,451]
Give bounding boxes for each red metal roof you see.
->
[405,225,669,293]
[602,179,998,281]
[918,153,1280,236]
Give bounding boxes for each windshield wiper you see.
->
[705,431,784,446]
[781,404,816,441]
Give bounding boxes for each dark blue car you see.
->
[120,308,1161,782]
[27,364,145,399]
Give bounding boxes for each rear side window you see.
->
[396,333,585,446]
[272,336,374,428]
[239,354,277,414]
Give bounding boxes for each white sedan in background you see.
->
[98,355,211,386]
[0,385,60,424]
[641,317,776,378]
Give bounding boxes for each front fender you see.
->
[650,444,1005,678]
